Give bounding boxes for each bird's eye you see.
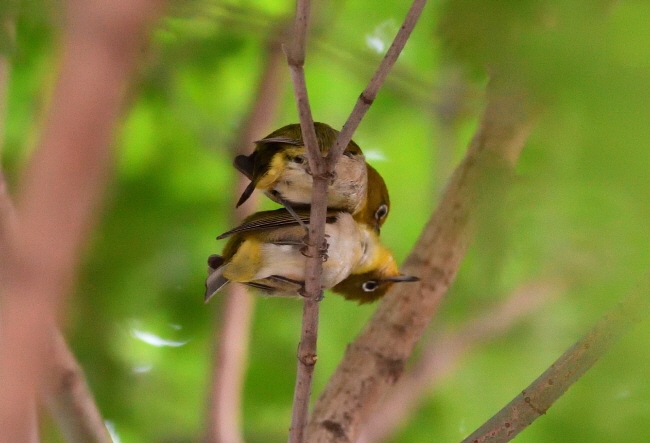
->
[375,204,388,221]
[362,281,379,292]
[343,151,355,158]
[290,155,305,164]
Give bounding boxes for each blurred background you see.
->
[3,0,650,442]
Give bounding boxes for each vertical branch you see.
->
[285,1,327,441]
[0,13,111,443]
[0,0,164,441]
[204,34,287,443]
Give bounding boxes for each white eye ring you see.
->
[362,281,379,292]
[375,204,388,221]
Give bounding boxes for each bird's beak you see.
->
[382,275,419,283]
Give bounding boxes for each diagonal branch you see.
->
[306,82,537,442]
[460,274,650,443]
[326,0,428,169]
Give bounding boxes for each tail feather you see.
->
[205,256,229,302]
[236,179,257,208]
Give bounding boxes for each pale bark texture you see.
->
[0,0,163,441]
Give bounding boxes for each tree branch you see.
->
[358,281,561,443]
[306,83,537,442]
[460,274,650,443]
[0,0,163,440]
[285,1,326,440]
[204,34,287,443]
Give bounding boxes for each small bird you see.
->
[233,122,368,218]
[330,227,418,304]
[205,209,364,302]
[234,122,391,234]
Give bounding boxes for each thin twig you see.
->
[204,35,287,443]
[0,0,163,440]
[284,1,330,442]
[326,0,428,168]
[306,83,537,442]
[460,275,650,443]
[358,281,561,443]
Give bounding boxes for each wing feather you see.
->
[217,209,337,239]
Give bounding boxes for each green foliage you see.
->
[4,0,650,442]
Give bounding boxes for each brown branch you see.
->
[460,275,650,443]
[0,33,111,443]
[306,82,537,442]
[284,1,329,441]
[326,0,428,169]
[358,281,561,443]
[204,35,287,443]
[0,0,164,440]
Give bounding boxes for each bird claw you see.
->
[308,169,337,185]
[300,235,330,261]
[325,170,337,185]
[298,287,324,301]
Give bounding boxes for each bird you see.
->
[234,122,391,234]
[233,122,368,221]
[331,227,418,304]
[204,208,364,302]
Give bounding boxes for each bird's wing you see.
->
[217,209,337,239]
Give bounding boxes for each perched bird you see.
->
[233,122,368,217]
[234,122,391,233]
[205,209,364,302]
[331,227,418,304]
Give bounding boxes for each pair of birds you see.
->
[205,122,418,304]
